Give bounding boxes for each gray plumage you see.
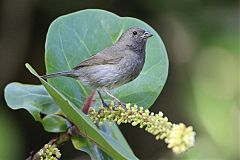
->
[41,27,153,90]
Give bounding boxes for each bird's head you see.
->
[117,27,153,49]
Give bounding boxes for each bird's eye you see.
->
[133,31,137,35]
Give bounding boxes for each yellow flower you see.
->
[38,144,61,160]
[88,102,196,154]
[165,123,196,154]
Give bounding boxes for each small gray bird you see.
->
[41,27,153,107]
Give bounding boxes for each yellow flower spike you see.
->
[38,143,61,160]
[88,102,195,154]
[165,123,196,154]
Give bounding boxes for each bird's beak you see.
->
[141,31,153,39]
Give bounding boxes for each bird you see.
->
[41,27,153,107]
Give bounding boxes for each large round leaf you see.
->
[45,9,168,108]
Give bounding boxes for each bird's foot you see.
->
[97,90,109,108]
[102,101,109,108]
[102,88,126,110]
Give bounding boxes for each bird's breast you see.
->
[115,53,145,86]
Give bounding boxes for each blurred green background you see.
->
[0,0,239,159]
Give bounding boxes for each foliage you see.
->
[4,9,195,159]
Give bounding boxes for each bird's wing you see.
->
[73,53,123,70]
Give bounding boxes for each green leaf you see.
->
[99,122,133,154]
[4,83,60,122]
[45,9,168,108]
[72,136,112,160]
[42,114,71,132]
[72,122,133,160]
[26,63,138,160]
[4,83,73,133]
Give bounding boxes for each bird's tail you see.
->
[40,70,75,79]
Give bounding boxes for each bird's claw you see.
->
[102,101,109,108]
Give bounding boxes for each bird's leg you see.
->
[97,90,108,108]
[102,87,126,108]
